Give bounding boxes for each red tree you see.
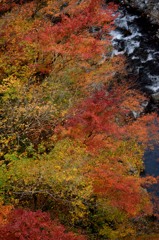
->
[0,209,86,240]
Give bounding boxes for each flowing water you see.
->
[110,6,159,205]
[111,7,159,94]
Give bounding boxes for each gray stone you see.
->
[151,92,159,102]
[123,0,159,25]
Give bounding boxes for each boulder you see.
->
[151,92,159,102]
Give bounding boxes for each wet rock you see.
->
[123,0,159,25]
[151,92,159,102]
[129,167,138,175]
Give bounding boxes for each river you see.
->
[111,5,159,213]
[111,6,159,94]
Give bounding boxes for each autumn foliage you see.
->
[0,204,13,225]
[89,164,152,216]
[0,0,159,239]
[0,209,86,240]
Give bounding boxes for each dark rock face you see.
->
[123,0,159,25]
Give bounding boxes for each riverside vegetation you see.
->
[0,0,159,239]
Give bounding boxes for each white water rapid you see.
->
[111,7,159,94]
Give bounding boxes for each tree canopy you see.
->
[0,0,159,239]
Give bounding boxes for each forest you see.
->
[0,0,159,239]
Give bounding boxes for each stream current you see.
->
[111,7,159,94]
[110,7,159,202]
